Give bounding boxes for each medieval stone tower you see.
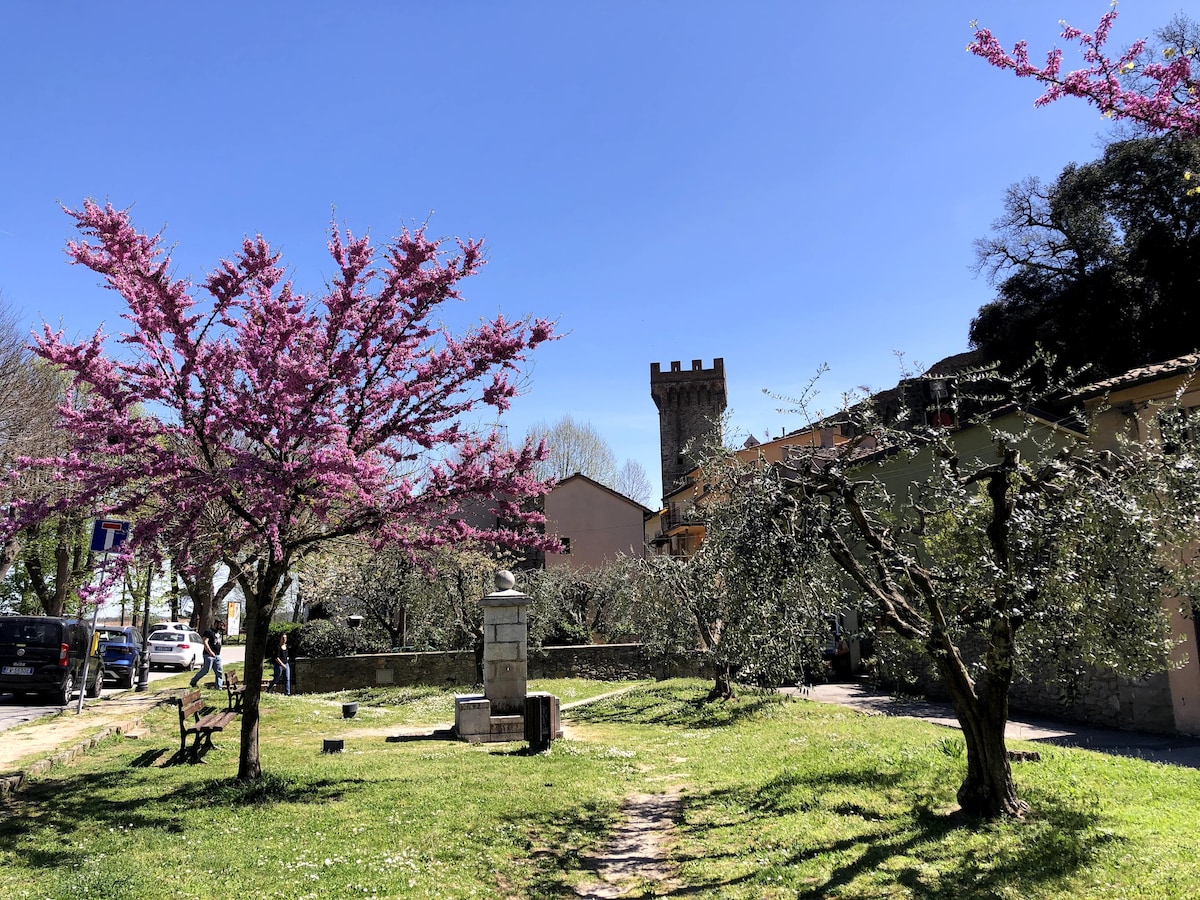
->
[650,358,727,502]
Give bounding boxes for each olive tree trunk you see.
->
[929,624,1028,819]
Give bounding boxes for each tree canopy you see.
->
[739,368,1200,818]
[970,136,1200,380]
[5,201,558,780]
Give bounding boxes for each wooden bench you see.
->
[225,671,281,712]
[225,672,247,712]
[174,688,236,763]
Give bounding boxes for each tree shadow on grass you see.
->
[658,767,1118,898]
[496,797,625,898]
[0,759,369,875]
[567,684,785,730]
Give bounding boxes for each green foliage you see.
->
[524,561,638,647]
[937,736,966,759]
[303,543,500,654]
[972,137,1200,380]
[293,617,384,658]
[618,555,710,677]
[743,360,1200,816]
[626,450,836,694]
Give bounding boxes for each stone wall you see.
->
[294,650,477,694]
[873,635,1179,734]
[293,643,708,694]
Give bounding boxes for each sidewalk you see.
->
[0,690,178,799]
[787,682,1200,770]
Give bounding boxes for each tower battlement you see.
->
[650,358,727,502]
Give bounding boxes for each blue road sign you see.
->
[90,519,131,553]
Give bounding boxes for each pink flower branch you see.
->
[969,9,1200,137]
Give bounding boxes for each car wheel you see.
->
[86,672,103,698]
[122,671,135,689]
[58,673,75,706]
[187,655,196,671]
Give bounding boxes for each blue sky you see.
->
[0,1,1185,506]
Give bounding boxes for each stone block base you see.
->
[453,695,526,743]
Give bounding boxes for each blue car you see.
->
[96,625,143,689]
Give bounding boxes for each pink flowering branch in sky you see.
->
[968,7,1200,138]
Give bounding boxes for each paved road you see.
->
[0,645,245,731]
[792,682,1200,770]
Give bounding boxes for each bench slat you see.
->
[174,688,237,762]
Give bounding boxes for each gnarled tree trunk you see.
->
[930,625,1027,818]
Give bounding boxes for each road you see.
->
[0,644,246,731]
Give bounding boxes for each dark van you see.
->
[0,616,106,705]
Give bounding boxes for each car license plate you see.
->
[1,665,34,676]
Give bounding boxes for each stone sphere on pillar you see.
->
[494,570,516,592]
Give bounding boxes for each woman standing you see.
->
[270,633,292,695]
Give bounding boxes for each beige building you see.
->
[1077,354,1200,735]
[542,473,651,571]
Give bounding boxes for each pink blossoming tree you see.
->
[11,201,558,780]
[969,8,1200,139]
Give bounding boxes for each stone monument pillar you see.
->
[453,570,539,743]
[481,569,528,715]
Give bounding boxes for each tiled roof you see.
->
[1074,354,1200,399]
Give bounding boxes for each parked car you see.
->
[0,616,105,704]
[147,630,205,670]
[148,621,190,636]
[96,625,143,689]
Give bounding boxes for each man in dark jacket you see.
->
[189,622,224,690]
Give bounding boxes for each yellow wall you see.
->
[1084,369,1200,735]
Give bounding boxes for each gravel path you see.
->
[574,789,683,898]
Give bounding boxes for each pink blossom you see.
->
[969,10,1199,137]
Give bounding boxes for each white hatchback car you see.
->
[147,630,206,670]
[148,621,191,636]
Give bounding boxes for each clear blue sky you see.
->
[0,1,1185,506]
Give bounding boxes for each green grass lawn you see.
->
[1,677,1198,899]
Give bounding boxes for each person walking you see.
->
[269,632,291,696]
[189,622,224,690]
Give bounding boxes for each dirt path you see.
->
[574,789,683,898]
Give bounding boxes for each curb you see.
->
[0,700,171,801]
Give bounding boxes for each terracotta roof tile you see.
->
[1074,354,1200,399]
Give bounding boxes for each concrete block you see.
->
[488,715,525,738]
[375,668,395,684]
[485,642,520,662]
[492,623,526,644]
[454,695,492,742]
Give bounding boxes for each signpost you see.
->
[90,519,130,554]
[77,519,132,713]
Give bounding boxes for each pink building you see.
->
[542,473,651,570]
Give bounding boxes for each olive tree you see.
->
[767,369,1200,818]
[630,453,831,700]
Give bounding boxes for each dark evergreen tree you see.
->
[971,137,1200,379]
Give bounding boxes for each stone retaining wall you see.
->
[293,643,707,694]
[874,636,1178,734]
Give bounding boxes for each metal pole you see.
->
[136,560,152,692]
[76,554,106,714]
